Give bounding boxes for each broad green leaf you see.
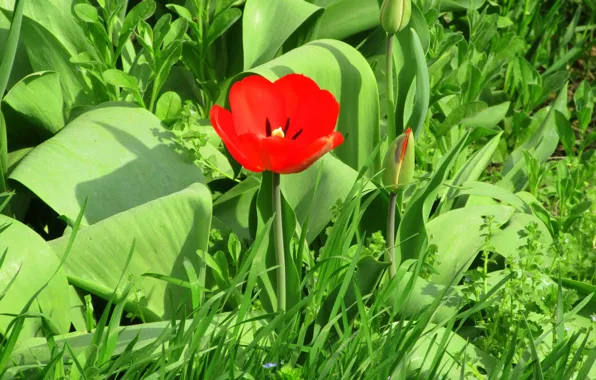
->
[318,255,389,325]
[396,132,470,264]
[3,72,64,147]
[207,7,242,46]
[500,83,568,192]
[451,181,532,213]
[9,104,204,225]
[0,215,70,337]
[409,324,497,378]
[68,286,86,333]
[315,0,379,41]
[406,28,430,138]
[491,213,553,264]
[8,313,264,369]
[234,39,380,175]
[429,205,514,285]
[441,132,502,213]
[282,154,363,243]
[439,0,487,11]
[390,272,461,323]
[49,183,211,320]
[6,146,30,175]
[242,0,321,69]
[393,27,430,138]
[213,176,260,241]
[409,2,430,53]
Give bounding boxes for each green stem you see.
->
[386,35,396,142]
[386,192,397,278]
[272,172,286,312]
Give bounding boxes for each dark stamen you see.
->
[283,118,291,135]
[291,129,303,140]
[265,118,272,136]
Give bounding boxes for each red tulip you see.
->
[209,74,344,174]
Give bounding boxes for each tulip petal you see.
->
[260,132,344,174]
[291,90,340,144]
[274,74,340,142]
[229,75,286,136]
[274,74,320,117]
[210,105,264,172]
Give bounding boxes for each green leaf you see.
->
[500,82,569,192]
[102,69,139,91]
[9,104,204,225]
[282,155,367,243]
[405,28,430,138]
[318,255,389,325]
[396,131,470,264]
[439,0,487,11]
[462,102,510,129]
[436,102,488,137]
[491,213,553,263]
[234,39,380,175]
[429,205,514,285]
[574,80,593,134]
[115,0,156,59]
[0,215,70,337]
[554,110,575,156]
[451,181,532,213]
[441,132,502,213]
[165,4,193,23]
[207,7,241,46]
[0,0,24,100]
[49,183,212,320]
[3,71,65,148]
[213,176,260,241]
[408,324,497,378]
[154,91,182,121]
[242,0,321,69]
[315,0,379,41]
[0,5,31,90]
[390,272,462,322]
[1,0,96,106]
[73,3,99,24]
[393,27,430,138]
[536,71,569,108]
[563,200,592,232]
[7,313,263,369]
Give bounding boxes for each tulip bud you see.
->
[379,0,412,35]
[382,128,415,192]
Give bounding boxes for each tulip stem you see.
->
[272,172,286,312]
[387,192,398,278]
[386,35,396,142]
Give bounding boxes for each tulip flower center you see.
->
[271,127,285,138]
[265,118,303,140]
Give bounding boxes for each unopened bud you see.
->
[382,128,415,192]
[380,0,412,35]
